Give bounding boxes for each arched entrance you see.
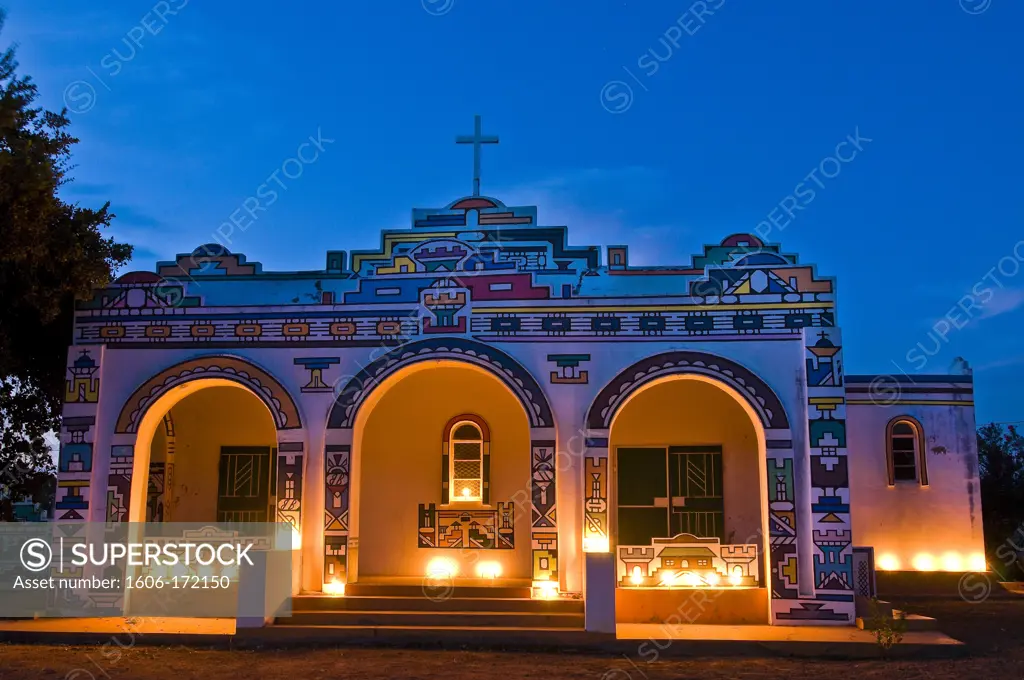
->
[129,383,277,523]
[108,356,305,532]
[609,375,770,624]
[353,361,533,582]
[583,351,799,625]
[611,376,765,551]
[324,338,557,593]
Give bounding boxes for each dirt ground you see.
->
[1,598,1023,679]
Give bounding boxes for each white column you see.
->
[584,552,616,633]
[298,394,331,593]
[551,392,589,594]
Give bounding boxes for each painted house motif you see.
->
[54,119,984,628]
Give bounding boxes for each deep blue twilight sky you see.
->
[5,1,1022,423]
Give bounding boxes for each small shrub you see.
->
[867,598,906,654]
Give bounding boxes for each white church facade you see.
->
[55,122,984,628]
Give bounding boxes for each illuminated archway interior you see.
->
[609,375,771,624]
[129,381,277,525]
[351,360,532,583]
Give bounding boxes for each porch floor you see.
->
[350,576,533,587]
[0,617,965,658]
[617,622,961,646]
[0,617,960,646]
[0,617,236,635]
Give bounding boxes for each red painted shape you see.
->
[464,273,549,300]
[422,316,467,334]
[450,197,498,210]
[114,271,162,284]
[721,233,765,247]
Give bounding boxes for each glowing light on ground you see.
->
[679,572,701,587]
[941,552,964,571]
[532,580,558,599]
[630,566,644,585]
[323,580,345,596]
[476,561,501,579]
[659,570,677,586]
[426,557,458,579]
[875,551,986,572]
[704,571,719,587]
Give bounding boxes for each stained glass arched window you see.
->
[442,415,490,504]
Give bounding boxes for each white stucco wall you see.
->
[847,400,984,571]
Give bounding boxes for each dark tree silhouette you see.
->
[0,9,132,517]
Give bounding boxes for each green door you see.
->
[617,445,724,545]
[668,446,724,540]
[617,447,668,545]
[216,446,274,523]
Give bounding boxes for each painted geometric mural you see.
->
[323,444,350,583]
[55,346,105,523]
[417,502,514,549]
[768,457,799,600]
[584,456,608,548]
[276,443,304,534]
[617,534,759,588]
[798,326,854,622]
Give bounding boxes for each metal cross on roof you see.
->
[455,114,499,197]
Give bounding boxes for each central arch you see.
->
[328,338,553,430]
[323,338,557,593]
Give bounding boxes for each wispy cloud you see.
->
[109,204,164,229]
[125,245,163,266]
[918,286,1024,332]
[973,354,1024,373]
[491,166,687,266]
[978,288,1024,320]
[62,181,117,197]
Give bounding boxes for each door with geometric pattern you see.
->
[668,446,724,540]
[216,446,274,522]
[617,445,724,545]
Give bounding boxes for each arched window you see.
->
[886,416,928,486]
[442,415,490,504]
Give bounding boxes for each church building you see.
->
[55,118,984,630]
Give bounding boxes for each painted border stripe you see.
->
[846,400,974,406]
[472,302,832,313]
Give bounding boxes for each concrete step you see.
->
[343,583,532,599]
[856,612,938,632]
[854,596,892,617]
[276,610,585,628]
[292,595,583,614]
